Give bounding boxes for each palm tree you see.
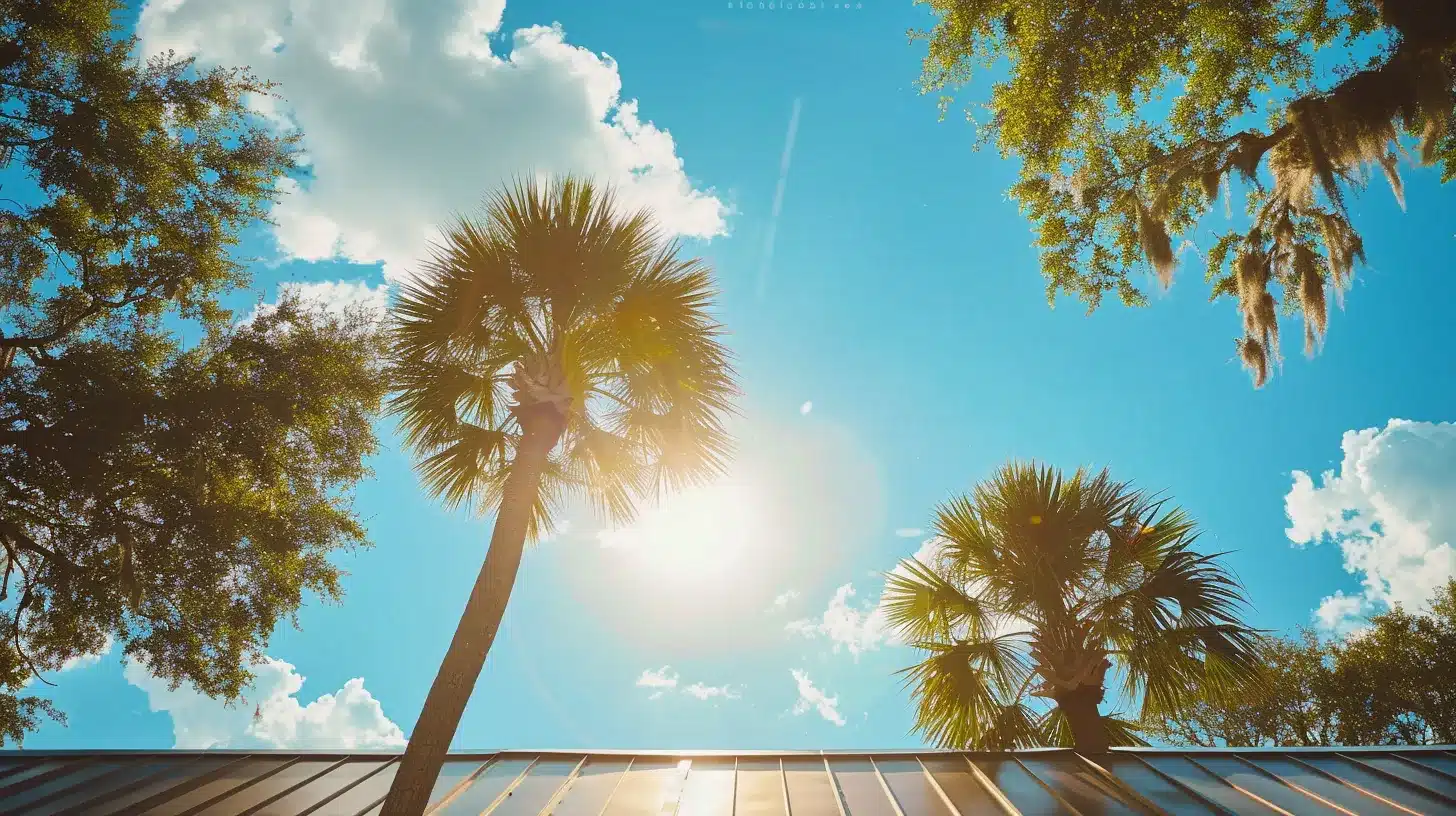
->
[882,462,1263,753]
[380,176,737,813]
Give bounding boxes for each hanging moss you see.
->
[1137,200,1176,288]
[1238,336,1270,388]
[1294,246,1327,355]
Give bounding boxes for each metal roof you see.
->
[0,747,1454,815]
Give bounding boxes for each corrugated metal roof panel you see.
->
[0,748,1453,814]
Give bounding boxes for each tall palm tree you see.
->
[882,462,1263,753]
[380,176,737,813]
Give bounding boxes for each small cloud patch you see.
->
[635,666,679,699]
[683,683,740,701]
[790,669,845,726]
[770,590,800,611]
[636,666,738,703]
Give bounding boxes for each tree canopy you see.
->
[914,0,1455,385]
[883,462,1262,752]
[1142,580,1456,746]
[0,0,385,744]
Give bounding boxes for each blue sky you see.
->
[26,0,1456,751]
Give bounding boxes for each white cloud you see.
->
[770,590,799,610]
[1286,419,1456,631]
[1314,592,1367,635]
[799,401,813,415]
[636,667,738,702]
[683,682,740,701]
[59,637,115,673]
[124,655,405,750]
[635,665,678,700]
[789,669,844,726]
[788,537,949,657]
[137,0,727,282]
[240,279,390,326]
[785,583,888,658]
[894,528,923,538]
[537,519,571,545]
[17,637,115,689]
[636,665,679,689]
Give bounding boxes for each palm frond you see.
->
[1038,705,1077,748]
[882,557,995,644]
[898,637,1037,749]
[387,353,514,451]
[386,174,738,526]
[1040,708,1151,747]
[561,420,649,523]
[931,495,1005,587]
[413,423,512,510]
[979,702,1046,750]
[1122,623,1266,720]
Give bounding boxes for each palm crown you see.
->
[387,176,737,533]
[883,462,1263,751]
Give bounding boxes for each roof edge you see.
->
[1,745,1452,758]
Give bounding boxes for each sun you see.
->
[596,481,762,590]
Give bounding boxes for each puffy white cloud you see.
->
[788,537,948,656]
[240,279,390,326]
[137,0,727,282]
[789,669,844,727]
[1313,592,1366,634]
[683,683,739,701]
[785,584,888,658]
[1286,419,1456,631]
[799,401,813,416]
[124,655,405,750]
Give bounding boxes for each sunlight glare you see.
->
[596,481,762,591]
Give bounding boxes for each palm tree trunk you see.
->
[1055,685,1110,754]
[380,427,557,815]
